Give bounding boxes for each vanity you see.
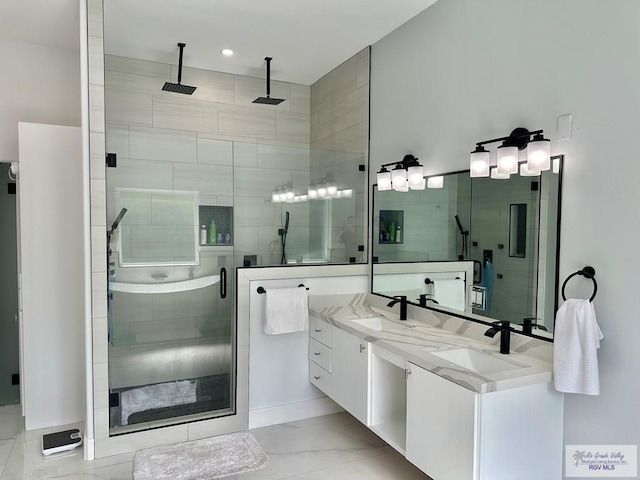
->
[308,296,563,480]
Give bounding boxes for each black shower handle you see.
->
[220,267,227,299]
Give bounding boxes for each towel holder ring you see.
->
[561,266,597,302]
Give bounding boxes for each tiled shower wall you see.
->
[104,54,311,266]
[310,48,370,263]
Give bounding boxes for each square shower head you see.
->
[252,96,285,105]
[162,82,197,95]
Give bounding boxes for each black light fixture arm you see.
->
[379,154,420,169]
[475,128,544,150]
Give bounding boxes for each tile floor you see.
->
[0,405,429,479]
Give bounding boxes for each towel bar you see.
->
[561,266,597,301]
[257,284,308,294]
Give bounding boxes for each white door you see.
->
[406,363,478,480]
[331,326,369,424]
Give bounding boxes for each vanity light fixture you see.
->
[305,176,352,201]
[376,154,425,192]
[470,128,551,178]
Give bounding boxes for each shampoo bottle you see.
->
[200,225,207,245]
[389,222,396,243]
[395,225,402,243]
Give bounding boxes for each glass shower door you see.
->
[107,188,236,432]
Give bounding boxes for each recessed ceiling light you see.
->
[221,49,234,57]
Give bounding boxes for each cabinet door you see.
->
[406,363,478,480]
[331,326,369,424]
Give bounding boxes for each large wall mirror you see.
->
[372,156,563,339]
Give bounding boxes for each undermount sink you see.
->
[351,317,407,331]
[429,347,529,374]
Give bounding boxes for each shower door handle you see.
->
[220,267,227,299]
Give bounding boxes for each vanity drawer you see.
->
[309,338,332,372]
[309,361,331,396]
[310,315,332,347]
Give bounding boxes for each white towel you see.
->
[553,298,604,395]
[264,287,309,335]
[434,279,466,311]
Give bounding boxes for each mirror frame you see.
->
[370,155,564,342]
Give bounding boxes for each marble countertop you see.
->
[310,301,553,394]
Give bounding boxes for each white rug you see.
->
[133,432,268,480]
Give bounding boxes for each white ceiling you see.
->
[0,0,438,86]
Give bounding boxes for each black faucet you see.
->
[484,320,512,354]
[417,294,439,308]
[522,317,549,335]
[387,295,408,320]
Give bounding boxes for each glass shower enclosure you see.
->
[107,185,235,433]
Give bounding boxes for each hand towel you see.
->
[553,298,604,395]
[433,279,466,311]
[264,287,309,335]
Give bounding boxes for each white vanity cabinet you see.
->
[308,314,332,396]
[406,363,477,480]
[330,326,370,425]
[406,362,563,480]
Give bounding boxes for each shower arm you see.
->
[177,42,185,85]
[265,57,272,97]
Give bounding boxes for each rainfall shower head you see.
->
[162,43,197,95]
[253,57,285,105]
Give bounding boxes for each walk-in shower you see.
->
[106,187,235,433]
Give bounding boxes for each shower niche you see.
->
[199,206,234,247]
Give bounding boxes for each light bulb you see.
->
[377,169,391,191]
[427,176,444,188]
[491,167,510,179]
[496,145,519,175]
[527,134,551,172]
[407,164,424,188]
[470,147,490,177]
[520,163,541,177]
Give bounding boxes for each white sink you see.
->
[429,347,529,374]
[352,317,406,331]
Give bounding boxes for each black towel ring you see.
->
[561,266,597,302]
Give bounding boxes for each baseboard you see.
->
[248,396,343,430]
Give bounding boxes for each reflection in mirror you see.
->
[372,261,474,313]
[372,157,562,339]
[373,172,471,262]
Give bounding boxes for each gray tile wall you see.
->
[310,47,370,263]
[104,54,311,267]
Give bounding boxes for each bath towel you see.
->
[553,298,604,395]
[434,279,466,311]
[264,287,309,334]
[481,260,493,308]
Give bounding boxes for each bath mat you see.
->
[133,432,267,480]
